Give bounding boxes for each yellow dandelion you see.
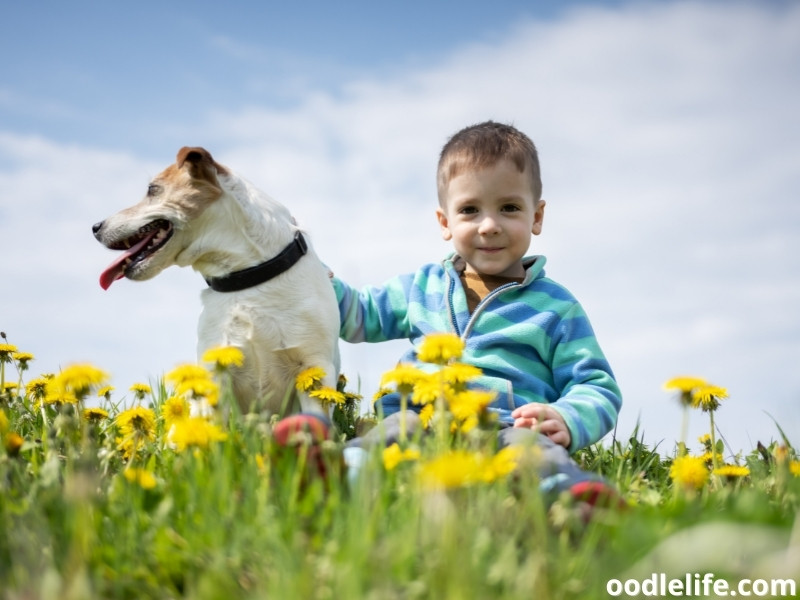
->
[56,364,110,395]
[129,383,152,400]
[82,408,109,423]
[165,363,211,386]
[419,450,486,490]
[700,451,724,466]
[669,454,709,490]
[448,389,495,422]
[663,376,708,406]
[698,433,712,449]
[0,343,19,361]
[419,403,435,428]
[691,384,728,412]
[309,386,346,406]
[202,346,245,369]
[168,417,228,452]
[4,432,24,456]
[483,446,523,482]
[373,387,393,404]
[161,396,190,425]
[0,410,8,433]
[176,378,219,406]
[123,468,157,490]
[410,374,446,405]
[97,385,114,400]
[380,363,426,395]
[11,352,34,369]
[26,377,50,401]
[295,366,327,392]
[713,464,750,480]
[116,406,156,440]
[440,362,482,387]
[417,333,464,365]
[43,378,79,405]
[3,382,18,394]
[788,461,800,477]
[382,443,421,471]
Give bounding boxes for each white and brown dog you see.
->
[93,147,340,417]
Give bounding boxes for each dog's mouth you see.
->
[99,219,174,289]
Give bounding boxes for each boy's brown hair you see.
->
[437,121,542,205]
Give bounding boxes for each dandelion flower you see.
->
[161,396,190,425]
[309,387,346,406]
[691,384,728,412]
[82,408,109,423]
[419,450,485,489]
[713,464,750,480]
[669,454,709,490]
[698,433,712,449]
[417,333,464,365]
[788,461,800,477]
[168,417,228,452]
[0,343,18,362]
[97,385,114,400]
[202,346,245,369]
[57,364,110,394]
[448,389,495,422]
[419,404,434,428]
[440,363,482,387]
[483,446,523,482]
[382,443,421,471]
[410,374,445,406]
[176,378,219,406]
[165,363,211,386]
[11,352,34,369]
[663,376,708,406]
[0,410,8,433]
[380,364,425,395]
[3,382,18,394]
[372,387,393,404]
[295,366,326,392]
[116,406,156,440]
[4,432,24,456]
[26,377,50,402]
[123,468,157,490]
[130,382,152,399]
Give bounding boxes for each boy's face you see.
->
[437,158,545,278]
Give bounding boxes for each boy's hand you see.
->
[511,404,571,449]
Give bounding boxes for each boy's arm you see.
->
[332,275,412,343]
[546,306,622,454]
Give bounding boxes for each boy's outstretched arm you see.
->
[332,275,412,343]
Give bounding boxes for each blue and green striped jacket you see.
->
[333,254,622,453]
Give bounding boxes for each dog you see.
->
[92,147,340,417]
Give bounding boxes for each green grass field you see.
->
[1,336,798,599]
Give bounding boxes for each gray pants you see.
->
[346,410,604,494]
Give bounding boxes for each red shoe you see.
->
[272,413,338,482]
[568,480,626,510]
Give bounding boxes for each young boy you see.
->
[279,121,622,502]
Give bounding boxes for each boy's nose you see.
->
[478,216,501,235]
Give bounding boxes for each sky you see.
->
[1,0,798,455]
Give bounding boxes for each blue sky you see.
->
[1,0,799,454]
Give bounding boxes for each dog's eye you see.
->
[147,184,162,197]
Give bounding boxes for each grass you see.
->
[0,338,799,599]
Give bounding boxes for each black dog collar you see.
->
[205,231,308,293]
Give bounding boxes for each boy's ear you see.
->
[436,208,453,241]
[531,200,546,236]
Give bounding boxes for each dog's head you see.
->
[93,147,228,289]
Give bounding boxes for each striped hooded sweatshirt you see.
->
[333,254,622,453]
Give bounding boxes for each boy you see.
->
[280,121,622,502]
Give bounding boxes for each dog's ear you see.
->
[176,147,229,179]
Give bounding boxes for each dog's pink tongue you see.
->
[98,231,157,290]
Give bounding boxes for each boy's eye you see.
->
[459,206,478,215]
[501,204,521,212]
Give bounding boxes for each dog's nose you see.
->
[92,221,103,235]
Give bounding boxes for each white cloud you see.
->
[1,1,798,451]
